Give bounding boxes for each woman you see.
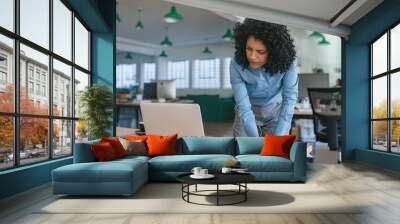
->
[231,18,298,137]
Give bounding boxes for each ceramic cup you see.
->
[221,167,232,174]
[191,167,202,176]
[199,169,208,176]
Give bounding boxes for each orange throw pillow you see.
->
[124,135,148,142]
[259,134,296,159]
[91,142,117,162]
[146,134,178,157]
[101,137,126,158]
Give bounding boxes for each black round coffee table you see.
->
[177,173,255,206]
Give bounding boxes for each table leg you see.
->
[217,184,219,206]
[245,183,247,201]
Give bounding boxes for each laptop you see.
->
[140,102,205,137]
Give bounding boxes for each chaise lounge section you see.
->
[52,136,306,196]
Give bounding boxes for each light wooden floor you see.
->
[1,122,399,224]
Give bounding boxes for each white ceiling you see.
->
[117,0,235,50]
[117,0,383,54]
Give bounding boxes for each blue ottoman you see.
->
[52,157,148,196]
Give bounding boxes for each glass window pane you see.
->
[391,24,400,70]
[372,77,387,119]
[20,44,49,115]
[74,18,89,70]
[0,34,14,113]
[193,58,220,89]
[53,0,72,60]
[20,117,49,165]
[116,64,137,88]
[53,59,72,117]
[75,120,88,143]
[142,63,156,88]
[167,60,189,88]
[372,33,387,76]
[20,0,49,49]
[391,72,400,118]
[53,119,72,158]
[372,121,388,151]
[74,69,89,118]
[391,120,400,153]
[0,0,14,31]
[0,116,14,170]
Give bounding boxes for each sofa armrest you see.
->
[289,141,307,182]
[73,140,100,163]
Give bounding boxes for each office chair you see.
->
[307,88,342,152]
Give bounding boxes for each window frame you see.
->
[0,0,92,171]
[369,20,400,154]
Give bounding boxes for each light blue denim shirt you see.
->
[230,58,298,136]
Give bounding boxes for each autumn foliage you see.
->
[372,99,400,142]
[0,84,59,150]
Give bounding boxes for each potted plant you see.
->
[79,84,113,140]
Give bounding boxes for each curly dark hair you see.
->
[233,18,296,75]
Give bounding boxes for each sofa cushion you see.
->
[235,137,264,155]
[260,135,296,159]
[148,154,235,172]
[179,137,235,155]
[91,142,118,161]
[119,138,147,156]
[236,155,293,172]
[101,137,127,158]
[147,134,178,157]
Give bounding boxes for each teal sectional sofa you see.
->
[52,137,306,196]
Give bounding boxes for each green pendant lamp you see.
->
[309,31,324,38]
[164,5,183,23]
[160,36,173,47]
[125,52,133,59]
[318,37,330,45]
[160,27,173,47]
[159,50,168,57]
[222,28,234,41]
[135,9,144,30]
[202,46,212,54]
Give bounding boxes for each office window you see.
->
[116,64,137,88]
[0,0,14,32]
[167,60,189,88]
[20,0,49,49]
[75,69,89,119]
[53,0,72,60]
[0,116,13,170]
[192,58,220,89]
[142,63,156,85]
[53,59,72,117]
[74,17,89,70]
[21,44,49,116]
[370,22,400,153]
[0,0,91,170]
[223,58,232,89]
[53,119,72,158]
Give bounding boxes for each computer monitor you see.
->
[156,80,176,99]
[143,82,157,99]
[298,73,329,99]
